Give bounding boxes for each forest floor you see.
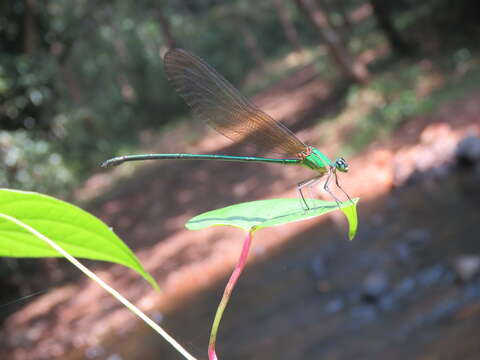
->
[1,56,480,360]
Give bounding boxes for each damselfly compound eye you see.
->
[335,157,349,172]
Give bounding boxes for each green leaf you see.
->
[339,201,359,241]
[186,198,359,239]
[0,189,158,289]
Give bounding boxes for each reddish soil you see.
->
[1,63,479,360]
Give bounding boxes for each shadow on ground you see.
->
[94,159,480,360]
[1,60,480,360]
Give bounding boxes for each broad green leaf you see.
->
[0,189,158,289]
[186,198,359,239]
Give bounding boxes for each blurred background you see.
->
[1,0,480,359]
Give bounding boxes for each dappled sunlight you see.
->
[4,76,479,359]
[350,3,372,23]
[2,1,480,359]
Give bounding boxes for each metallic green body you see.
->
[102,153,302,168]
[102,146,335,175]
[301,147,332,174]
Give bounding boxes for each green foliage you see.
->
[0,0,317,195]
[344,65,423,152]
[1,0,480,195]
[187,198,359,240]
[342,55,480,155]
[0,188,158,289]
[0,131,75,196]
[0,54,56,130]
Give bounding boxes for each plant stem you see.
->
[208,230,254,360]
[0,213,197,360]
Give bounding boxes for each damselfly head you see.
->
[334,157,349,172]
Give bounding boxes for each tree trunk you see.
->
[370,0,415,56]
[272,0,303,52]
[334,0,353,31]
[316,0,351,42]
[177,0,195,17]
[233,14,266,68]
[23,0,38,55]
[154,5,177,49]
[295,0,369,84]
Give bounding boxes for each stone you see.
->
[452,255,480,282]
[456,135,480,166]
[361,271,389,302]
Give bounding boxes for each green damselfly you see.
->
[102,48,351,209]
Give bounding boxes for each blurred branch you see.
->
[153,3,178,49]
[24,0,38,55]
[333,0,352,31]
[294,0,370,84]
[317,0,352,40]
[177,0,194,17]
[49,13,91,105]
[370,0,416,57]
[232,12,266,68]
[272,0,303,52]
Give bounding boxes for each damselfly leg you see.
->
[333,170,353,204]
[297,176,322,211]
[323,170,342,208]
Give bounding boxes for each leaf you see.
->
[0,189,158,289]
[186,198,359,239]
[339,201,358,241]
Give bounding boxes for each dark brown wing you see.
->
[163,48,307,156]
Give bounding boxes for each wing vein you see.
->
[164,48,307,156]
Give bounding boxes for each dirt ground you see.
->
[1,63,479,360]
